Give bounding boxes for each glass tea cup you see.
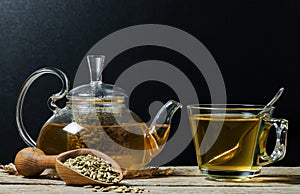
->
[187,104,288,181]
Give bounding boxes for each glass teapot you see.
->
[16,55,182,170]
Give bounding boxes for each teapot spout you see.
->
[147,100,182,147]
[151,100,182,127]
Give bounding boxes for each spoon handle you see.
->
[14,147,57,177]
[265,87,284,108]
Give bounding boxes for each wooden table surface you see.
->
[1,166,300,193]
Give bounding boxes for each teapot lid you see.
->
[67,55,126,102]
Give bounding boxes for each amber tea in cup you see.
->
[187,104,288,181]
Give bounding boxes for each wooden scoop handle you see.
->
[14,147,57,177]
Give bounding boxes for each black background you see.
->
[0,0,299,166]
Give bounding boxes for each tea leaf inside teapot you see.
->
[96,112,118,126]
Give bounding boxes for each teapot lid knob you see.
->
[87,55,105,84]
[67,55,127,102]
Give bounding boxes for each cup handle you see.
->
[258,118,288,165]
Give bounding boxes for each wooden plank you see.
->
[0,185,300,194]
[0,170,64,185]
[169,166,300,176]
[1,167,300,193]
[123,175,300,187]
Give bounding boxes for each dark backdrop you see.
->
[0,0,299,166]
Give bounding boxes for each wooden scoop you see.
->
[14,147,123,185]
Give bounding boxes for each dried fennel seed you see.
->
[63,154,120,183]
[84,185,147,193]
[0,163,18,175]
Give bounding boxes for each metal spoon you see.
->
[207,87,285,165]
[257,87,284,116]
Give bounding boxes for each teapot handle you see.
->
[16,67,69,147]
